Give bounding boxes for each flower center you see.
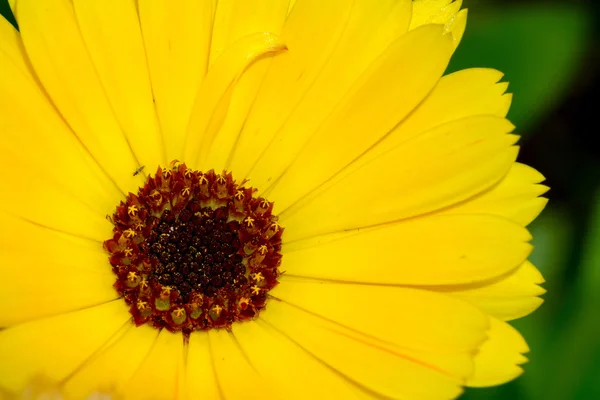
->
[104,162,283,333]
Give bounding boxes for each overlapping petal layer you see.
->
[466,317,530,387]
[446,261,546,321]
[282,214,532,285]
[280,116,519,241]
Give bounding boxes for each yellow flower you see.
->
[0,0,548,399]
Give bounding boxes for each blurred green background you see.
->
[1,0,598,399]
[448,0,599,399]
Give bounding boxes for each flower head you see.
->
[0,1,547,399]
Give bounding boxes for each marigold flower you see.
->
[0,1,547,399]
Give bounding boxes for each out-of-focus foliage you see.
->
[0,0,597,399]
[448,2,591,132]
[454,1,599,400]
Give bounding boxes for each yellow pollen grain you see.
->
[137,300,148,310]
[173,308,185,318]
[244,217,255,228]
[251,285,261,295]
[127,205,139,216]
[127,271,138,282]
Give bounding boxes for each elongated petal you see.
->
[207,329,277,399]
[446,261,546,321]
[71,0,164,166]
[280,116,518,241]
[232,320,376,399]
[138,0,216,161]
[0,214,115,327]
[272,277,488,353]
[183,33,287,169]
[282,214,531,285]
[0,301,130,394]
[63,325,159,400]
[265,25,454,208]
[185,333,221,400]
[228,0,412,178]
[443,163,549,226]
[199,0,292,172]
[19,0,147,193]
[365,68,512,162]
[123,330,184,400]
[0,18,123,239]
[260,298,469,399]
[0,240,117,327]
[467,318,530,387]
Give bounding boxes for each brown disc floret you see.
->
[104,162,283,334]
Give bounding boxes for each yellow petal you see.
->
[231,320,374,399]
[0,214,108,274]
[209,0,291,65]
[138,0,216,161]
[72,0,164,166]
[0,301,130,394]
[0,14,30,78]
[264,25,454,208]
[63,325,159,400]
[208,329,276,400]
[199,0,292,171]
[282,214,531,285]
[185,332,220,400]
[445,261,545,321]
[123,330,183,400]
[273,277,488,353]
[207,328,277,399]
[370,68,512,161]
[0,158,112,242]
[183,32,287,169]
[0,219,117,326]
[320,68,512,193]
[228,0,412,178]
[467,317,529,387]
[410,0,467,49]
[261,298,467,399]
[443,162,549,226]
[18,0,147,194]
[0,17,123,237]
[7,0,15,13]
[280,116,518,241]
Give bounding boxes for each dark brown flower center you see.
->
[104,162,283,334]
